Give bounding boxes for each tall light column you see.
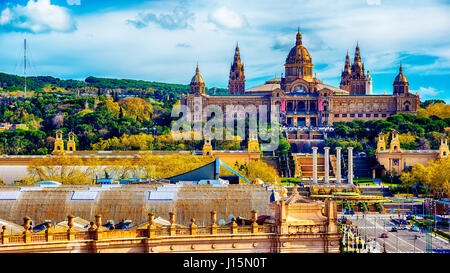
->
[324,147,330,184]
[348,147,354,185]
[336,147,342,184]
[312,147,318,184]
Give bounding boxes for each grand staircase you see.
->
[292,154,336,179]
[352,156,371,178]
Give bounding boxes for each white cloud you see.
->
[127,6,194,30]
[412,86,441,97]
[0,0,76,33]
[367,0,381,5]
[67,0,81,5]
[208,7,248,29]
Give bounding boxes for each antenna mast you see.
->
[24,38,27,98]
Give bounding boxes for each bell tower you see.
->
[377,132,386,152]
[439,137,449,158]
[52,130,65,155]
[247,132,260,153]
[228,43,245,95]
[203,137,214,156]
[389,130,402,153]
[67,132,76,153]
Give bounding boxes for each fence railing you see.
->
[0,223,281,246]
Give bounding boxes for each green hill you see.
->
[0,73,228,98]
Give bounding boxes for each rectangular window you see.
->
[334,114,339,117]
[350,114,355,117]
[374,114,379,117]
[358,114,363,117]
[366,114,371,117]
[382,114,387,117]
[0,191,21,200]
[148,191,174,201]
[71,191,98,200]
[342,114,347,117]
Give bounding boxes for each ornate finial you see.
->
[88,221,95,231]
[236,41,239,52]
[196,62,199,73]
[67,215,74,229]
[399,63,403,73]
[169,212,175,225]
[95,214,102,230]
[296,27,302,45]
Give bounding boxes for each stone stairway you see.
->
[352,157,371,178]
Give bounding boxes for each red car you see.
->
[381,233,389,238]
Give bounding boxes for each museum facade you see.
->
[181,29,420,127]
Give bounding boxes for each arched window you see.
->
[297,101,306,112]
[287,102,293,112]
[404,101,411,111]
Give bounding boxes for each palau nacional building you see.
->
[181,29,420,126]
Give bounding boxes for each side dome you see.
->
[191,64,205,84]
[394,64,408,83]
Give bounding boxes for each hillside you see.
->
[0,72,228,98]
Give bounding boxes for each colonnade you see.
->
[311,146,354,185]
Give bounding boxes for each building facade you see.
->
[375,130,449,174]
[180,29,420,128]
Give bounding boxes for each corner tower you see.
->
[228,43,245,95]
[339,43,370,94]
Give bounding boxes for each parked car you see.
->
[398,225,407,230]
[410,226,420,232]
[381,233,389,238]
[390,227,398,232]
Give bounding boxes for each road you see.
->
[339,213,450,253]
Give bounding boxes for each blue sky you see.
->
[0,0,449,102]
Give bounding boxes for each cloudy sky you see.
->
[0,0,449,102]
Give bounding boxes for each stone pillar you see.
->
[348,147,353,185]
[312,147,318,184]
[324,147,330,184]
[336,147,342,184]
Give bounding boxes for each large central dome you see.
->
[285,30,312,65]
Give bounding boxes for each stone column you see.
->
[312,147,318,184]
[324,147,330,184]
[336,147,342,184]
[348,147,353,185]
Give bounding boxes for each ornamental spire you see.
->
[296,26,302,46]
